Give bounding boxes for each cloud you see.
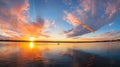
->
[97,30,120,40]
[63,11,81,26]
[0,0,29,23]
[16,17,48,36]
[62,0,72,6]
[0,0,29,39]
[71,30,120,41]
[63,0,120,37]
[0,0,52,39]
[51,20,57,28]
[108,22,114,27]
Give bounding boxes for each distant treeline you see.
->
[0,39,120,43]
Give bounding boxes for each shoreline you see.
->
[0,39,119,43]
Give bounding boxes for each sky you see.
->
[0,0,120,41]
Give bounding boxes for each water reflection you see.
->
[0,42,120,67]
[29,42,34,49]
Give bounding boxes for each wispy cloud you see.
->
[95,30,120,40]
[62,0,72,6]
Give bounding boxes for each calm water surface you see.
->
[0,42,120,67]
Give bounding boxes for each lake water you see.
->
[0,42,120,67]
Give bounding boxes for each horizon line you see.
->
[0,39,120,43]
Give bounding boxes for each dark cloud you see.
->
[63,0,120,37]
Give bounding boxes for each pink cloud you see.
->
[80,0,91,12]
[63,11,81,26]
[105,3,117,19]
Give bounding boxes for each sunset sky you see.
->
[0,0,120,40]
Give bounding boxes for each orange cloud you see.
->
[80,24,94,32]
[0,0,52,39]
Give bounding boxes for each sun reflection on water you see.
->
[29,42,34,49]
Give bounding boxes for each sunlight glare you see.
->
[30,42,34,49]
[29,37,35,41]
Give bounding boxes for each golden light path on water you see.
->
[29,37,35,49]
[29,42,34,49]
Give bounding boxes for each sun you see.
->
[29,37,35,41]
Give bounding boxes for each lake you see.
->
[0,42,120,67]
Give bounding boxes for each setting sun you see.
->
[29,37,35,41]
